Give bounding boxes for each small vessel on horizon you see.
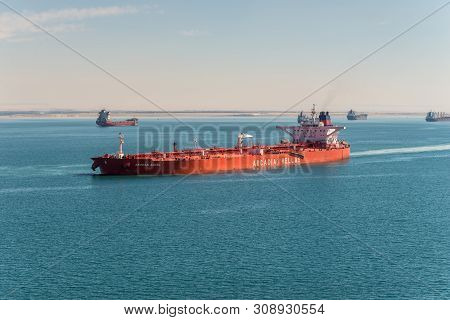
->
[96,109,138,127]
[425,111,450,122]
[347,109,368,120]
[91,106,350,175]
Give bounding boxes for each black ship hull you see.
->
[347,114,367,120]
[426,117,450,122]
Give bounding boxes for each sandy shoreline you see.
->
[0,111,426,119]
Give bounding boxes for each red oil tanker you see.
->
[96,109,138,127]
[91,107,350,175]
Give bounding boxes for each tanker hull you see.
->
[347,114,367,120]
[96,109,138,126]
[92,146,350,175]
[425,117,450,122]
[97,120,138,127]
[91,108,350,175]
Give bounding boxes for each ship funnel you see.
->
[319,111,332,126]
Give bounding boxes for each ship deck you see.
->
[97,142,349,161]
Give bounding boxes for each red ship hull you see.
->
[92,144,350,175]
[97,120,138,127]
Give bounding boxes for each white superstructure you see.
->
[277,105,345,145]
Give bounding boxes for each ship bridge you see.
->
[277,124,344,144]
[277,107,345,145]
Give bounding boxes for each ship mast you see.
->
[193,137,199,149]
[237,133,253,151]
[311,104,317,121]
[117,133,124,159]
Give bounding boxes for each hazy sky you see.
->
[0,0,449,112]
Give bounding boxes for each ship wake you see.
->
[352,143,450,157]
[0,186,92,194]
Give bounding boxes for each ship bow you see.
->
[91,158,102,171]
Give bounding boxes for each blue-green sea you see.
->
[0,116,449,299]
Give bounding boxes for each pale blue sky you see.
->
[0,0,449,112]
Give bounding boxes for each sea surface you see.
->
[0,116,449,299]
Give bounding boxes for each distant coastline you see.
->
[0,110,427,119]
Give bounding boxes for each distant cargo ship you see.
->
[425,111,450,122]
[96,109,138,127]
[91,106,350,175]
[347,109,368,120]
